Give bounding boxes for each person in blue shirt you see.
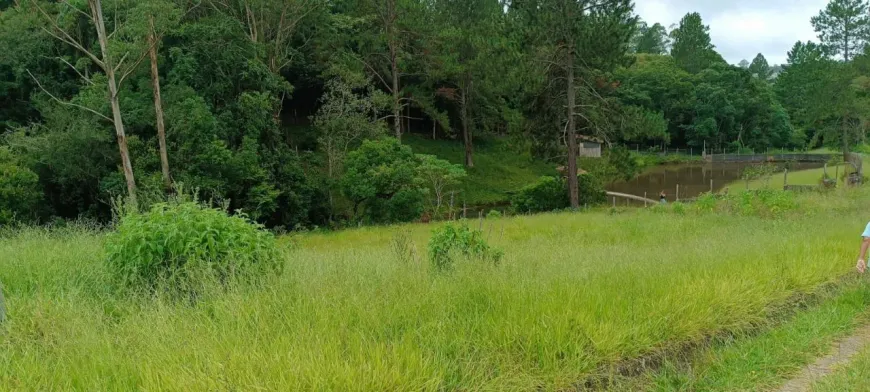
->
[856,222,870,273]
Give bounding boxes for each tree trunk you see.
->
[566,53,579,209]
[149,17,171,191]
[460,77,474,168]
[91,0,137,205]
[391,43,401,140]
[386,0,401,141]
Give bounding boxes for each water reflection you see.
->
[606,162,826,203]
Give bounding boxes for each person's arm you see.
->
[858,236,870,274]
[860,237,870,261]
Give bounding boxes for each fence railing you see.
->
[706,154,836,163]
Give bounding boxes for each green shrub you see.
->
[105,201,280,296]
[0,147,42,225]
[486,210,503,219]
[342,138,426,224]
[511,176,568,213]
[694,192,718,213]
[716,190,798,218]
[511,174,605,213]
[671,202,686,215]
[428,222,502,271]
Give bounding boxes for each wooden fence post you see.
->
[644,192,647,207]
[0,283,5,325]
[710,179,713,193]
[676,184,680,201]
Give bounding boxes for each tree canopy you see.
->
[0,0,866,227]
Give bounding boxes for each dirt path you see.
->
[776,324,870,392]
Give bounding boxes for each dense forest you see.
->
[1,0,870,229]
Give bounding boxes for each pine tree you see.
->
[811,0,870,61]
[670,12,721,73]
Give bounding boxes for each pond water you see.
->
[606,162,826,204]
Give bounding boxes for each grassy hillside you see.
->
[1,189,868,390]
[405,134,557,206]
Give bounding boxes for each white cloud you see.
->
[634,0,828,65]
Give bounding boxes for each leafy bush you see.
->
[428,222,502,271]
[671,202,686,215]
[693,192,718,213]
[105,201,280,296]
[511,176,568,213]
[0,147,42,225]
[342,138,426,223]
[511,174,606,213]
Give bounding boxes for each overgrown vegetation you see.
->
[1,188,868,390]
[105,200,280,296]
[511,174,606,213]
[427,222,502,270]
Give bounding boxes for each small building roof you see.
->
[576,134,604,144]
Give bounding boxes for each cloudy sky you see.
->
[634,0,829,65]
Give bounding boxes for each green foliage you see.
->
[511,174,605,213]
[748,53,772,80]
[105,200,280,296]
[811,0,870,61]
[416,154,466,216]
[428,222,502,271]
[582,146,641,182]
[690,190,799,218]
[486,210,503,219]
[511,176,568,213]
[341,138,426,223]
[0,147,42,225]
[633,21,670,55]
[693,192,718,213]
[741,164,779,189]
[670,12,723,73]
[4,0,863,230]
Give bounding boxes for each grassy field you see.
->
[606,279,870,391]
[406,135,557,205]
[1,189,869,390]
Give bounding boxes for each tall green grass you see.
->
[0,190,868,390]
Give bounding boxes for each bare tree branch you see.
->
[27,69,113,123]
[57,57,94,85]
[34,1,106,69]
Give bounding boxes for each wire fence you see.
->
[629,145,812,157]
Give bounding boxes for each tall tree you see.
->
[738,59,750,68]
[517,0,635,208]
[787,40,828,65]
[670,12,722,73]
[430,0,505,167]
[341,0,428,141]
[748,53,772,80]
[634,21,669,55]
[32,0,143,205]
[127,0,182,191]
[811,0,870,61]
